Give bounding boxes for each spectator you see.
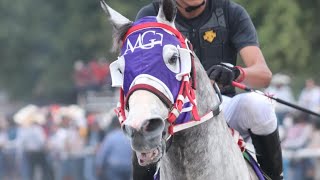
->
[282,112,313,180]
[73,59,112,105]
[305,117,320,179]
[88,59,110,88]
[73,60,92,93]
[47,115,70,180]
[0,115,8,179]
[265,73,295,125]
[306,117,320,149]
[84,113,105,180]
[96,116,132,180]
[97,58,110,86]
[88,60,102,91]
[4,114,19,179]
[14,105,53,180]
[48,106,86,180]
[298,78,320,112]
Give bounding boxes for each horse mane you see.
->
[111,22,133,52]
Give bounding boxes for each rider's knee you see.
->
[234,93,274,115]
[236,93,278,135]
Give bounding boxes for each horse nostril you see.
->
[122,124,134,137]
[142,118,164,133]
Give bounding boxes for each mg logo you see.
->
[123,30,163,55]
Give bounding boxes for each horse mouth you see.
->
[136,147,162,166]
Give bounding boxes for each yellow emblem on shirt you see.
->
[203,30,216,43]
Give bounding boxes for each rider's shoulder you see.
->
[225,0,255,31]
[136,3,158,21]
[226,1,252,21]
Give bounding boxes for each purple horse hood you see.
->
[110,16,195,126]
[120,17,184,101]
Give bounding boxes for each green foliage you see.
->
[236,0,319,92]
[236,0,310,73]
[258,1,309,73]
[0,0,148,101]
[0,0,318,102]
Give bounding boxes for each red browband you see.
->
[123,22,187,48]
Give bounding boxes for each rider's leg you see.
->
[223,92,283,180]
[250,127,283,180]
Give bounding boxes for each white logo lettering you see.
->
[123,30,163,55]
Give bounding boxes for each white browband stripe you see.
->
[172,111,214,133]
[181,106,193,112]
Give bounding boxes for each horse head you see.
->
[101,0,220,167]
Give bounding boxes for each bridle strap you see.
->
[125,84,173,109]
[168,83,223,134]
[171,110,220,134]
[190,51,197,90]
[115,88,126,125]
[123,22,187,48]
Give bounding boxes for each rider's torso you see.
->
[174,0,237,71]
[136,0,258,96]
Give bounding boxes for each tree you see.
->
[0,0,149,102]
[0,0,318,102]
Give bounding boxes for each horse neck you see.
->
[159,59,250,180]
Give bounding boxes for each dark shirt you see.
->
[136,0,258,96]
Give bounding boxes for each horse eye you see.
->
[169,54,178,64]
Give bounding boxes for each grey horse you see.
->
[101,0,258,179]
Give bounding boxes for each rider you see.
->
[134,0,283,179]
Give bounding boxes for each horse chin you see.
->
[135,146,163,166]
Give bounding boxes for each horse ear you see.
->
[100,0,132,29]
[157,0,177,24]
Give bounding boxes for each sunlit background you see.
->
[0,0,319,180]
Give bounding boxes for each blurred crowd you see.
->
[73,58,111,93]
[0,104,132,180]
[264,74,320,180]
[0,71,320,180]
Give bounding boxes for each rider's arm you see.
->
[229,2,272,88]
[239,46,272,88]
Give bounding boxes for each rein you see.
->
[114,21,222,136]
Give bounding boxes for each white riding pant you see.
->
[221,92,278,140]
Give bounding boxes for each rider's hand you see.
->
[206,63,241,86]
